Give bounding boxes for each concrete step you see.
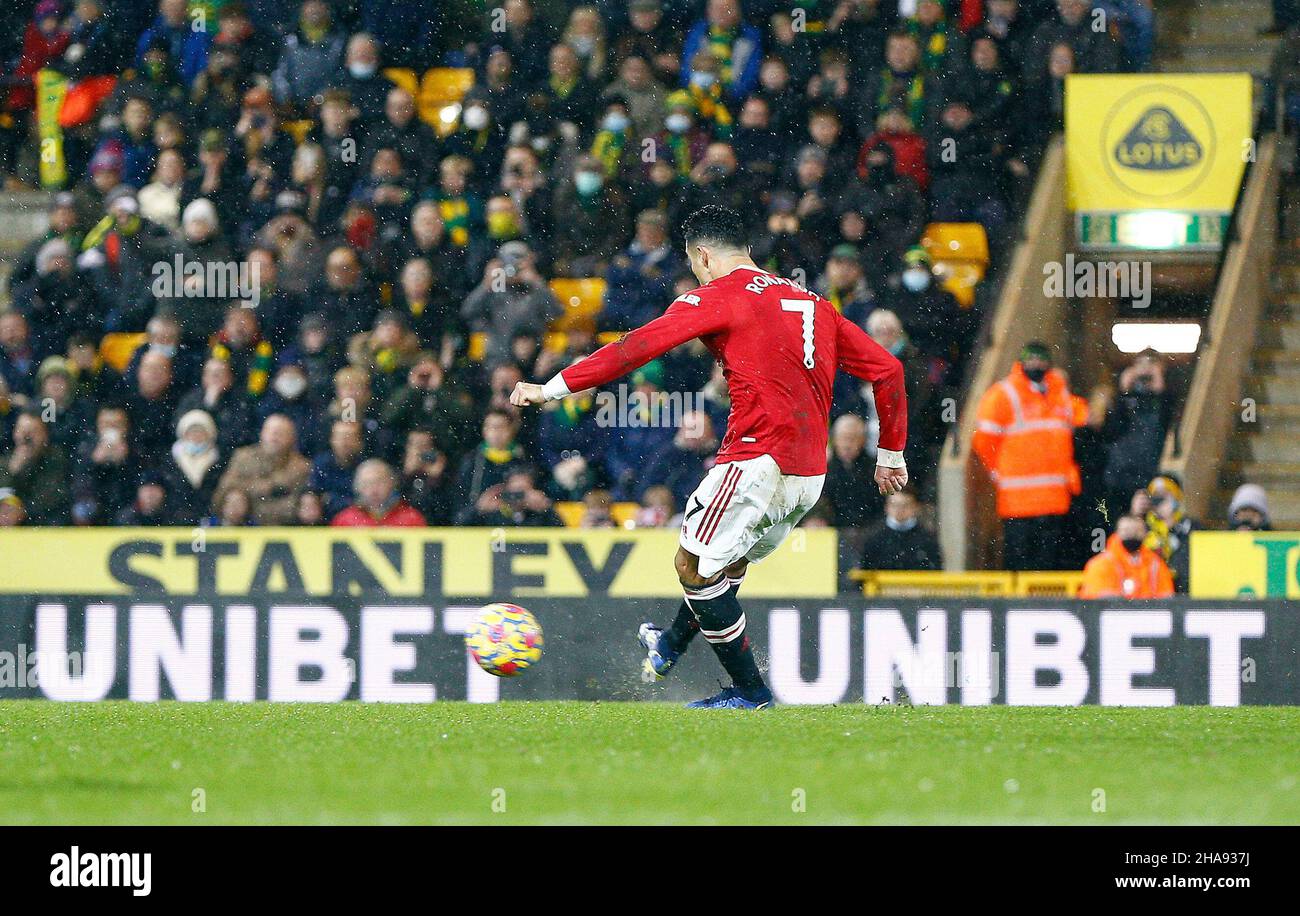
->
[1233,431,1300,463]
[1252,349,1300,374]
[1258,322,1300,349]
[1244,374,1300,405]
[1224,461,1300,485]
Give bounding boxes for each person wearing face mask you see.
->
[858,489,941,572]
[1080,514,1173,599]
[878,246,971,369]
[591,97,639,180]
[680,0,763,101]
[656,92,712,177]
[551,155,631,277]
[161,409,227,524]
[335,33,395,124]
[1227,484,1272,533]
[972,341,1088,571]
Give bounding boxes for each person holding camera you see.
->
[1101,350,1172,517]
[460,242,562,365]
[0,411,71,525]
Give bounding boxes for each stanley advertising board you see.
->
[0,528,838,599]
[1065,73,1252,215]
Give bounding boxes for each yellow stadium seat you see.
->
[554,501,644,528]
[597,331,622,345]
[611,502,640,527]
[549,278,607,333]
[467,332,488,363]
[851,570,1013,597]
[383,67,419,98]
[921,222,989,309]
[418,67,475,131]
[1013,572,1085,598]
[98,332,147,372]
[282,119,312,144]
[554,501,584,527]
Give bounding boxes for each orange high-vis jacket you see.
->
[1080,534,1175,599]
[971,362,1084,519]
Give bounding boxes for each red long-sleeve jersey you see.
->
[555,265,907,476]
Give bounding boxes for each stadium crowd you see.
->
[0,1,1156,570]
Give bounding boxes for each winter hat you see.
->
[89,141,125,175]
[1227,483,1270,525]
[181,197,219,232]
[176,409,218,440]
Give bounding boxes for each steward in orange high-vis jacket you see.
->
[971,342,1087,571]
[1080,516,1175,599]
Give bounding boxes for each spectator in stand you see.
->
[400,428,454,525]
[346,310,421,406]
[0,310,36,402]
[877,247,972,372]
[858,489,942,571]
[0,488,25,527]
[858,31,930,133]
[972,341,1087,571]
[1024,0,1121,78]
[580,488,617,528]
[0,412,70,525]
[551,154,632,276]
[604,360,677,498]
[820,413,883,529]
[115,471,171,526]
[1227,484,1272,532]
[1080,514,1173,599]
[32,357,93,455]
[637,410,719,506]
[816,245,876,325]
[212,413,311,525]
[176,357,256,456]
[457,408,530,508]
[1101,351,1172,515]
[378,354,477,466]
[613,0,683,87]
[634,484,677,528]
[331,459,426,527]
[460,242,562,364]
[681,0,763,102]
[72,407,137,525]
[864,309,938,479]
[309,419,367,520]
[1143,473,1199,594]
[272,0,347,112]
[603,210,681,330]
[161,410,226,525]
[455,466,562,527]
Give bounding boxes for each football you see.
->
[465,603,545,677]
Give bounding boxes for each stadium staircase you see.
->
[1214,186,1300,529]
[1153,0,1279,78]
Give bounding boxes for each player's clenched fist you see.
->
[875,465,909,495]
[510,381,546,407]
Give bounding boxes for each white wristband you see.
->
[542,374,572,401]
[876,448,906,469]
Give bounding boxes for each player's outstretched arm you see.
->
[510,295,726,409]
[834,311,911,494]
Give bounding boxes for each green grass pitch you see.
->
[1,702,1296,824]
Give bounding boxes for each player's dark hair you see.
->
[681,206,749,251]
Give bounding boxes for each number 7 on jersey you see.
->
[781,298,816,369]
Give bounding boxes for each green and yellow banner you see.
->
[1065,73,1252,214]
[1190,531,1300,598]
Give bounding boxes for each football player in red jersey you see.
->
[512,206,909,708]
